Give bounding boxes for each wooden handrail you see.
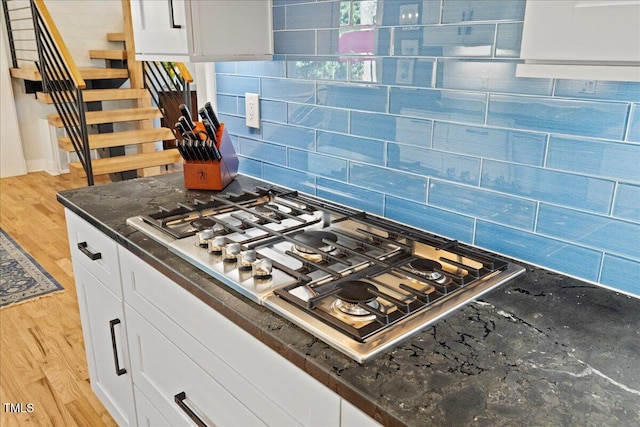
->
[176,62,193,84]
[33,0,86,89]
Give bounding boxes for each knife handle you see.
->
[204,102,220,129]
[202,119,217,142]
[179,104,194,126]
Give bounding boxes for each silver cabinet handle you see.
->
[174,392,209,427]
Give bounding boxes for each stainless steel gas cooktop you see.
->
[127,185,525,363]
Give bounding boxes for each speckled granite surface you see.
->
[57,173,640,427]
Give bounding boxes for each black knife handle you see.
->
[179,104,194,127]
[202,119,216,141]
[204,102,220,129]
[179,116,195,133]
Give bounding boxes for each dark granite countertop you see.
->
[57,173,640,427]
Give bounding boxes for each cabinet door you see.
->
[73,262,135,427]
[521,0,640,63]
[125,305,267,427]
[130,0,188,59]
[187,0,273,61]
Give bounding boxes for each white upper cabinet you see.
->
[517,0,640,82]
[130,0,273,62]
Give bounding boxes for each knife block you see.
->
[183,123,239,191]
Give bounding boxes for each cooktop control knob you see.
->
[223,243,241,263]
[238,250,256,271]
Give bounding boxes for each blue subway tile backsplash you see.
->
[214,0,640,296]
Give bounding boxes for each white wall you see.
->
[3,0,124,173]
[1,25,27,178]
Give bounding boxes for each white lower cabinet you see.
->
[66,210,380,426]
[133,386,170,427]
[72,261,136,426]
[125,306,267,426]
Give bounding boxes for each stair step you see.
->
[10,67,128,82]
[47,107,162,127]
[69,149,182,177]
[37,88,150,104]
[107,32,125,42]
[58,128,175,152]
[89,49,127,60]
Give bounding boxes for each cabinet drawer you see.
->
[134,386,171,427]
[125,306,266,427]
[120,247,341,426]
[65,209,121,297]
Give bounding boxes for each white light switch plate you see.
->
[245,93,260,129]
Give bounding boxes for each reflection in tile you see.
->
[216,75,259,96]
[318,28,391,55]
[380,0,440,25]
[432,122,546,166]
[351,112,431,146]
[547,136,640,183]
[436,60,553,95]
[385,196,474,242]
[237,61,286,78]
[488,95,629,140]
[219,114,261,138]
[317,131,385,165]
[285,1,341,30]
[395,25,495,57]
[481,160,614,214]
[390,87,486,123]
[346,1,379,26]
[287,57,348,81]
[238,138,286,166]
[495,23,523,58]
[237,156,262,178]
[262,78,315,103]
[388,143,480,184]
[289,149,347,180]
[264,164,316,195]
[554,80,640,102]
[288,104,348,133]
[349,163,427,202]
[475,221,602,281]
[442,0,526,23]
[429,180,536,230]
[613,184,640,223]
[601,255,640,296]
[274,30,316,55]
[262,123,315,150]
[317,178,384,215]
[216,95,238,115]
[350,58,435,88]
[261,100,288,123]
[317,83,387,112]
[537,204,640,260]
[628,104,640,142]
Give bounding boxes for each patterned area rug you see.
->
[0,228,64,308]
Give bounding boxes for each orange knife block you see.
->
[183,123,239,191]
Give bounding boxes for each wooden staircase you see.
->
[9,19,182,182]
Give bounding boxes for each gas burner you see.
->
[249,204,282,222]
[191,218,217,231]
[332,281,380,317]
[291,231,339,261]
[408,259,450,285]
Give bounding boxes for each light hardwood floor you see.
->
[0,172,117,427]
